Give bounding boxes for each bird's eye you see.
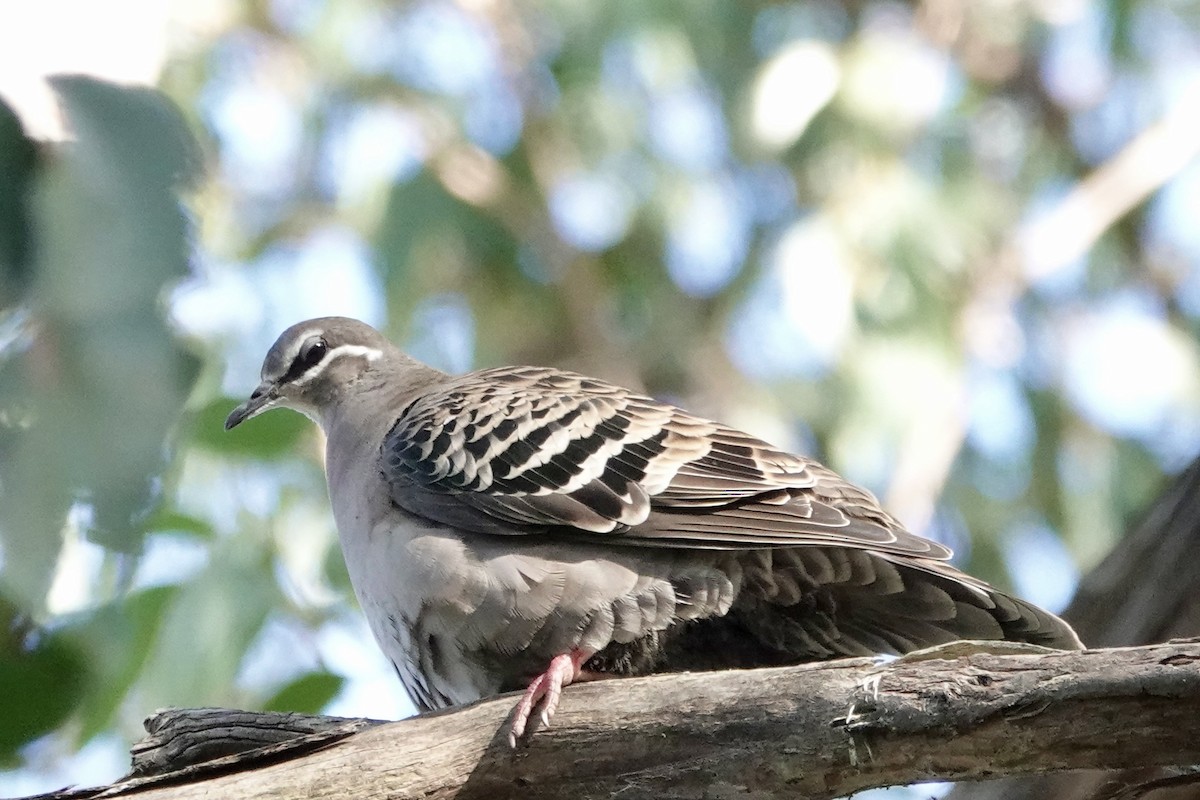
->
[296,338,328,370]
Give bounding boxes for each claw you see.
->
[508,649,590,747]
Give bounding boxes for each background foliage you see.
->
[3,0,1200,794]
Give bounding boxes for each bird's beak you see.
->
[225,382,278,430]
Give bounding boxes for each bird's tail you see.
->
[729,548,1083,660]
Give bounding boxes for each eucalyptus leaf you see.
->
[68,586,178,743]
[262,671,345,714]
[140,509,215,541]
[0,96,37,307]
[192,397,310,459]
[0,596,87,761]
[0,77,203,616]
[137,545,278,711]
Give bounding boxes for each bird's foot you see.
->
[508,649,591,747]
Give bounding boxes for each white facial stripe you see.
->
[280,328,325,367]
[333,344,383,362]
[291,343,383,386]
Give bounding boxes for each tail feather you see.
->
[585,546,1082,678]
[733,548,1083,660]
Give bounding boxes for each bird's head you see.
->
[225,316,394,430]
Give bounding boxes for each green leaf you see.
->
[324,543,353,595]
[376,169,518,316]
[68,585,178,742]
[0,77,203,603]
[0,95,38,307]
[191,397,310,459]
[137,543,278,711]
[0,597,88,761]
[140,509,215,541]
[262,671,345,714]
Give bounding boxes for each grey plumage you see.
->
[227,316,1082,739]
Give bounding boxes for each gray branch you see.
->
[25,639,1200,800]
[947,457,1200,800]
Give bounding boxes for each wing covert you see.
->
[381,366,949,560]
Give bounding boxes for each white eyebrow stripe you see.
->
[291,343,383,386]
[280,328,324,365]
[333,344,383,362]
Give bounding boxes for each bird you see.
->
[226,316,1082,745]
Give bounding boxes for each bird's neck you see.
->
[319,355,449,484]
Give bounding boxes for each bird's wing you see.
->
[381,366,947,559]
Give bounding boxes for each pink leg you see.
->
[508,649,591,747]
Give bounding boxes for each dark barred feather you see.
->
[382,366,944,557]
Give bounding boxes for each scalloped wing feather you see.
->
[381,366,950,560]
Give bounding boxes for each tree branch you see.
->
[28,640,1200,800]
[947,457,1200,800]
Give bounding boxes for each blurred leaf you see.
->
[67,586,177,742]
[323,543,353,596]
[192,397,309,459]
[377,169,518,314]
[0,77,203,608]
[262,671,345,714]
[138,543,278,710]
[1113,441,1166,530]
[0,596,87,761]
[140,509,215,541]
[37,76,200,318]
[0,96,38,307]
